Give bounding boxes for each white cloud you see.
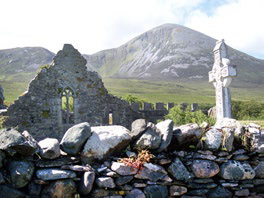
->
[0,0,263,59]
[184,0,264,59]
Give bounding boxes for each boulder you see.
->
[9,161,35,188]
[130,119,148,139]
[255,161,264,178]
[168,158,194,182]
[111,162,138,175]
[134,127,161,150]
[191,160,219,178]
[220,160,255,180]
[204,128,222,150]
[38,138,60,159]
[41,179,76,198]
[60,122,91,155]
[172,123,201,148]
[82,125,131,163]
[95,177,115,188]
[79,171,95,195]
[0,128,36,156]
[156,119,174,152]
[135,163,169,182]
[36,169,76,180]
[144,185,168,198]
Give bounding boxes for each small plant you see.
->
[118,149,154,172]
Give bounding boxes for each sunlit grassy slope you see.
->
[1,77,264,106]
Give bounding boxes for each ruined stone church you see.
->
[3,44,136,140]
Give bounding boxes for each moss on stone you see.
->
[42,111,50,118]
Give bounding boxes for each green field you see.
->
[1,77,264,106]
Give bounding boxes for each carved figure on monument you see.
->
[209,39,237,125]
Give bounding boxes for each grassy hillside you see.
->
[2,77,263,106]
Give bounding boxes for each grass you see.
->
[2,77,264,106]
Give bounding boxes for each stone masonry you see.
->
[0,85,5,109]
[3,44,136,140]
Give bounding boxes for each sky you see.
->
[0,0,264,59]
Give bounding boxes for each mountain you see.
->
[84,24,264,87]
[0,47,54,82]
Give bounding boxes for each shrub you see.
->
[165,105,215,126]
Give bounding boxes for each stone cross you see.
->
[209,39,237,123]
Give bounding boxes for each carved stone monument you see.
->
[209,39,237,125]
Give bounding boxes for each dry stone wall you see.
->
[0,85,5,109]
[3,44,136,141]
[0,120,264,198]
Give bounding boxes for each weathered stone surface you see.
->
[96,177,115,188]
[0,128,36,156]
[9,161,34,188]
[36,169,76,180]
[233,154,249,161]
[187,189,209,196]
[205,128,222,150]
[159,158,171,165]
[111,162,137,175]
[173,123,201,147]
[193,178,214,184]
[38,138,60,159]
[187,182,217,189]
[61,164,93,172]
[41,179,76,198]
[191,160,219,178]
[134,127,161,150]
[156,119,174,152]
[235,189,250,196]
[220,160,255,180]
[0,85,5,109]
[130,119,148,139]
[115,176,133,186]
[193,153,217,160]
[222,127,234,152]
[125,189,146,198]
[135,163,168,182]
[255,162,264,178]
[168,158,193,182]
[0,185,25,198]
[79,171,95,195]
[133,183,147,188]
[144,185,168,198]
[36,156,79,167]
[170,185,187,196]
[22,130,40,152]
[207,186,232,198]
[60,122,91,155]
[82,126,131,162]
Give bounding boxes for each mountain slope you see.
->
[84,24,264,87]
[0,47,54,82]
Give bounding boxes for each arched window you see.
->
[61,87,74,124]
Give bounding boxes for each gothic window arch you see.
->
[61,87,75,124]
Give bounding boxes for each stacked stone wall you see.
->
[0,120,264,197]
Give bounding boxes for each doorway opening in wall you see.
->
[61,87,74,124]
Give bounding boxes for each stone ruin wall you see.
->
[0,85,5,109]
[2,44,137,141]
